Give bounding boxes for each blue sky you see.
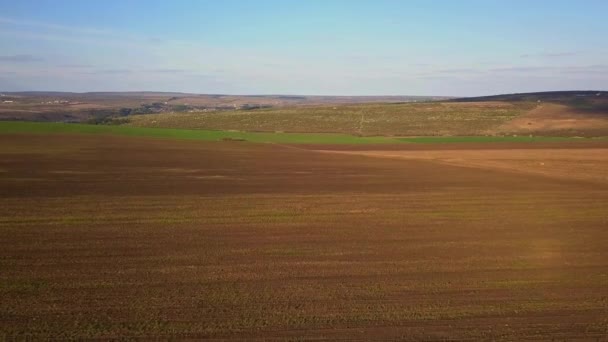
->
[0,0,607,96]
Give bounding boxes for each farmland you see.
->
[3,91,608,137]
[127,101,537,136]
[3,0,607,339]
[3,121,602,145]
[0,121,395,144]
[1,131,607,339]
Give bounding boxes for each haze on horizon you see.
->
[0,0,607,97]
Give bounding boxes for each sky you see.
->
[0,0,607,96]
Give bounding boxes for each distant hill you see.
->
[1,91,450,103]
[452,91,608,112]
[0,92,451,123]
[125,91,608,137]
[453,90,606,102]
[126,101,537,137]
[2,90,608,137]
[451,91,608,136]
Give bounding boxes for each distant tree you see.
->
[119,108,132,116]
[172,104,189,112]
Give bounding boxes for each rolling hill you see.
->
[2,91,608,137]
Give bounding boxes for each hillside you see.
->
[451,91,608,137]
[126,101,535,136]
[0,92,447,123]
[3,91,608,137]
[121,91,608,137]
[496,103,608,136]
[453,91,608,111]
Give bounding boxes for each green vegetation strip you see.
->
[396,136,587,143]
[0,121,604,144]
[0,121,394,144]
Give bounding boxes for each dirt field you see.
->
[322,146,608,185]
[499,103,608,136]
[1,134,607,340]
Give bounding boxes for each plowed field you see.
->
[1,134,607,340]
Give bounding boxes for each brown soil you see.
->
[1,134,607,340]
[322,148,608,185]
[498,103,608,136]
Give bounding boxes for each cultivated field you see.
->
[6,121,599,145]
[127,101,536,136]
[322,145,608,184]
[1,132,607,340]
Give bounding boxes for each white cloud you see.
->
[0,54,43,63]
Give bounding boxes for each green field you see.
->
[1,121,605,145]
[396,136,583,143]
[0,121,394,144]
[126,102,536,136]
